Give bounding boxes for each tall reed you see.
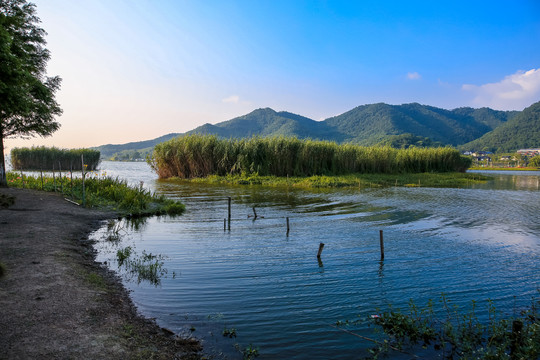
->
[11,146,100,171]
[149,135,471,179]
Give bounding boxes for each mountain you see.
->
[93,102,523,159]
[187,108,343,141]
[460,101,540,152]
[93,133,181,159]
[324,103,515,146]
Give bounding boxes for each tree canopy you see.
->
[0,0,62,186]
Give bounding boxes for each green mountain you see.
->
[460,100,540,152]
[93,132,180,159]
[324,103,514,146]
[93,102,523,159]
[188,108,343,141]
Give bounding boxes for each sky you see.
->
[5,0,540,151]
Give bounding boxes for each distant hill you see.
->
[93,102,523,158]
[460,100,540,152]
[324,103,515,146]
[187,108,343,141]
[93,133,181,159]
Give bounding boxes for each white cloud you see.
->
[407,72,421,80]
[462,68,540,110]
[222,95,240,104]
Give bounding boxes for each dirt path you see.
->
[0,188,201,360]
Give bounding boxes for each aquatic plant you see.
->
[6,172,185,217]
[11,146,100,171]
[340,293,540,359]
[149,134,471,179]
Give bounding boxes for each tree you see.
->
[0,0,61,186]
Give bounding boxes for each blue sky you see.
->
[6,0,540,150]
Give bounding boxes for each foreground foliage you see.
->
[341,294,539,359]
[0,0,62,186]
[149,135,472,179]
[6,171,184,217]
[11,146,100,171]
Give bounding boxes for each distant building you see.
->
[517,149,540,156]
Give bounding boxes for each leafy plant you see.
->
[353,293,540,359]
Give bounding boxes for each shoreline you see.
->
[0,187,201,359]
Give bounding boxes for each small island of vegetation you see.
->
[148,134,486,188]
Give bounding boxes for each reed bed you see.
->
[6,172,184,217]
[11,146,100,171]
[149,135,471,179]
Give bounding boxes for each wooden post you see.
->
[58,161,63,194]
[70,162,73,198]
[317,242,325,258]
[227,197,231,231]
[224,219,226,231]
[81,154,86,207]
[52,162,56,192]
[379,230,384,260]
[286,217,290,236]
[252,207,258,219]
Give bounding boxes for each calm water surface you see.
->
[92,162,540,359]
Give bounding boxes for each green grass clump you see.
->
[149,134,471,179]
[11,146,100,171]
[6,172,185,217]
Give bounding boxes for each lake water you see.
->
[91,161,540,359]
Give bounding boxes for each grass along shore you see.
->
[469,166,539,171]
[6,171,184,217]
[169,171,489,189]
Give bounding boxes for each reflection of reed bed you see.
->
[149,135,472,179]
[6,172,184,217]
[172,170,489,189]
[10,146,100,171]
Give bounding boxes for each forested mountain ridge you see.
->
[187,108,343,141]
[324,103,515,146]
[460,100,540,152]
[93,102,528,159]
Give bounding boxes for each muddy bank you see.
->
[0,187,201,359]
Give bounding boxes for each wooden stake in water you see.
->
[227,197,231,231]
[52,162,56,192]
[70,162,73,198]
[81,154,86,207]
[252,207,258,219]
[58,161,63,194]
[317,242,325,258]
[286,217,290,236]
[224,219,226,231]
[379,230,385,260]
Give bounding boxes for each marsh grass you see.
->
[359,294,540,359]
[149,135,472,179]
[6,172,185,217]
[11,146,100,171]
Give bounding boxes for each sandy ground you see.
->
[0,187,201,360]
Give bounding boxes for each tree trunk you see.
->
[0,133,7,187]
